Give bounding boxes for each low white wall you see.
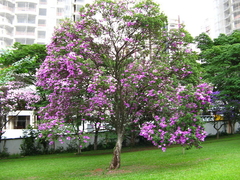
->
[0,133,106,155]
[1,122,240,155]
[0,139,23,154]
[204,121,240,135]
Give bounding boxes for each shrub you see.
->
[0,148,10,158]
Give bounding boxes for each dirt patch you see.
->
[88,168,132,177]
[93,168,104,174]
[107,169,132,175]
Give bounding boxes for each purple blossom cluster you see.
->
[140,83,212,151]
[0,82,40,114]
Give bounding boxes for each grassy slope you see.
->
[1,134,240,180]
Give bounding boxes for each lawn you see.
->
[1,134,240,180]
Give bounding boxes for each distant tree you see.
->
[0,42,47,85]
[194,32,214,51]
[195,31,240,133]
[37,0,212,169]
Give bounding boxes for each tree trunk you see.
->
[229,121,235,134]
[182,145,185,154]
[130,131,136,147]
[0,127,2,144]
[109,132,124,170]
[94,129,99,150]
[77,139,82,154]
[216,130,220,139]
[213,121,225,139]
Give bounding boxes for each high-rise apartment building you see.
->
[213,0,240,38]
[0,0,89,49]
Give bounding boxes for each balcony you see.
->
[224,5,230,11]
[16,15,36,27]
[15,22,36,28]
[0,10,14,24]
[74,0,85,3]
[225,18,232,27]
[15,0,37,3]
[15,38,35,45]
[224,12,231,19]
[0,17,13,28]
[0,37,13,45]
[234,19,240,29]
[15,31,35,36]
[233,0,240,4]
[0,5,14,14]
[233,2,240,11]
[1,31,13,40]
[38,23,46,27]
[234,13,240,20]
[15,7,37,15]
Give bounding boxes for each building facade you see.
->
[212,0,240,38]
[0,0,90,49]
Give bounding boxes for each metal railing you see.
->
[201,115,215,122]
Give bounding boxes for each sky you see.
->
[156,0,213,37]
[87,0,213,37]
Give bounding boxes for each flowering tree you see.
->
[0,82,40,143]
[36,0,212,169]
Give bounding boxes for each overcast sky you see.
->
[156,0,213,37]
[87,0,213,37]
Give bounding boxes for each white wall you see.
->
[0,133,100,155]
[1,122,240,155]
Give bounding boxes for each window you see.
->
[74,4,82,12]
[27,27,35,35]
[17,2,26,8]
[16,26,26,35]
[57,8,64,16]
[8,116,30,129]
[15,38,26,44]
[38,19,46,26]
[17,14,27,23]
[234,11,240,19]
[233,0,240,3]
[29,3,36,9]
[38,31,46,39]
[17,116,28,129]
[28,15,36,24]
[26,39,34,44]
[40,0,47,4]
[39,8,47,16]
[233,2,240,11]
[234,19,240,28]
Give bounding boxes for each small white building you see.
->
[3,110,37,139]
[2,110,98,139]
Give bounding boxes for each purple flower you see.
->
[66,137,71,140]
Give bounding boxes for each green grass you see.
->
[1,134,240,180]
